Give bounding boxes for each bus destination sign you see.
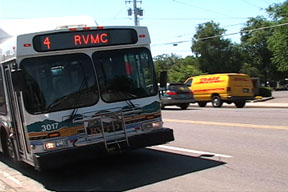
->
[33,29,138,52]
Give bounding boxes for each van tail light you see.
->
[227,87,231,92]
[167,91,177,95]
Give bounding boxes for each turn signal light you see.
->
[24,43,31,47]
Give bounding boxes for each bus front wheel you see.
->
[1,130,16,160]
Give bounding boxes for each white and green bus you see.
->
[0,21,174,170]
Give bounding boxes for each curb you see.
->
[250,97,274,103]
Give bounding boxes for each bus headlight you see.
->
[142,121,163,131]
[44,140,66,150]
[152,121,163,129]
[44,142,56,150]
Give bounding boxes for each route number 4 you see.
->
[43,37,51,49]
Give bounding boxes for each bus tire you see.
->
[1,130,16,160]
[212,95,223,108]
[234,101,246,108]
[198,101,207,107]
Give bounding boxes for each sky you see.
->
[0,0,286,57]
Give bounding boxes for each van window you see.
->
[185,79,193,87]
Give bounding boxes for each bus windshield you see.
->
[19,48,157,114]
[20,53,98,114]
[93,48,158,102]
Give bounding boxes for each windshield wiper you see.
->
[68,76,88,121]
[114,90,137,109]
[46,95,69,112]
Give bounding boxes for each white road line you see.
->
[153,145,233,158]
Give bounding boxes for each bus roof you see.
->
[1,24,151,62]
[0,16,97,40]
[0,16,95,62]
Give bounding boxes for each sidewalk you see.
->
[246,101,288,108]
[247,96,288,108]
[0,160,48,192]
[0,179,16,192]
[190,97,288,108]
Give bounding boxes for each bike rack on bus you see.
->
[74,110,130,151]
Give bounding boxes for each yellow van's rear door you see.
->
[229,75,253,96]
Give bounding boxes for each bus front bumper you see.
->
[33,128,174,170]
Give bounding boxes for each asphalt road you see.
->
[138,102,288,191]
[1,91,288,192]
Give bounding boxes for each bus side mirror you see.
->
[11,70,26,92]
[159,71,168,88]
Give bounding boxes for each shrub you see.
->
[259,87,272,97]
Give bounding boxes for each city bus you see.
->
[0,21,174,170]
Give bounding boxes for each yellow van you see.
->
[184,73,254,108]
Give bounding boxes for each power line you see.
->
[152,21,288,46]
[112,5,129,20]
[175,22,246,38]
[197,21,288,41]
[259,0,271,5]
[142,17,250,21]
[240,0,263,9]
[172,0,235,18]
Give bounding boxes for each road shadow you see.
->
[1,148,225,191]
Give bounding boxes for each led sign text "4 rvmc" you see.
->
[74,33,109,45]
[42,32,109,50]
[43,33,109,49]
[32,29,138,52]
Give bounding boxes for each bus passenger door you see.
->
[3,62,31,162]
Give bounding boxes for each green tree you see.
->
[192,21,242,73]
[267,1,288,73]
[168,56,202,82]
[153,54,181,81]
[240,16,276,83]
[240,63,262,78]
[153,54,202,83]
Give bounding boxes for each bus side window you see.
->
[0,67,7,114]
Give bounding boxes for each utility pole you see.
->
[126,0,143,26]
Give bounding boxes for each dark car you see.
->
[159,83,195,109]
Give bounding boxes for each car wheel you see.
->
[212,95,223,107]
[179,103,189,110]
[234,101,246,108]
[198,101,207,107]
